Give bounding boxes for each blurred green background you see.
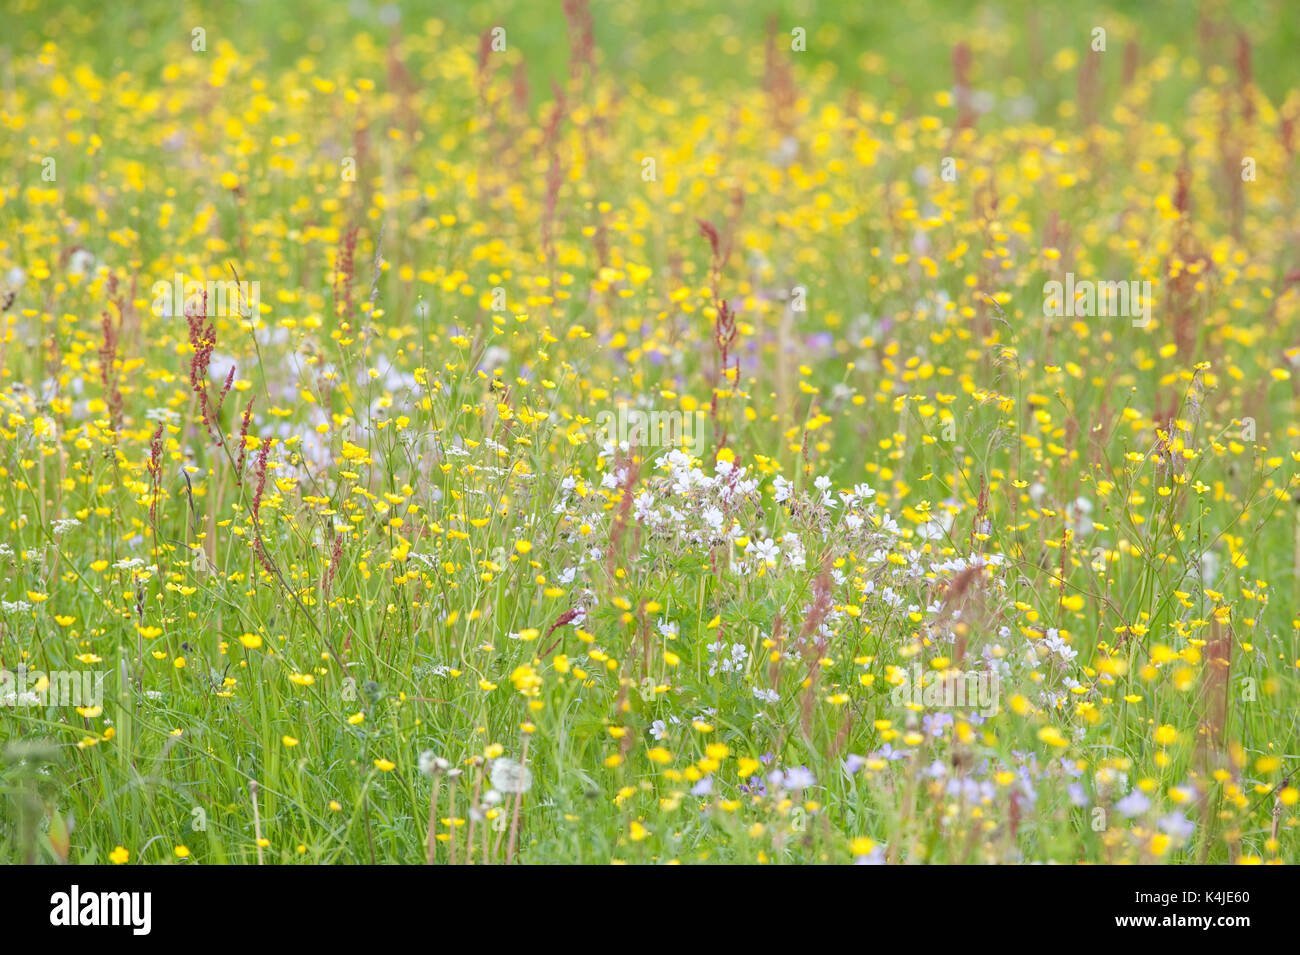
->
[8,0,1298,117]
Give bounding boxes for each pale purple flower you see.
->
[1116,790,1151,816]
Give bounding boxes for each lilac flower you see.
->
[872,743,906,762]
[1116,790,1151,816]
[768,766,816,791]
[922,712,953,736]
[1158,812,1195,841]
[784,766,816,790]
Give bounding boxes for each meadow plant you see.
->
[0,0,1298,866]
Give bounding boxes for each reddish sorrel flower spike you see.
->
[323,532,344,596]
[147,422,164,525]
[333,226,359,321]
[233,397,255,484]
[186,291,226,446]
[251,436,271,519]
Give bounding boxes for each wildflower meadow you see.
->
[2,0,1300,877]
